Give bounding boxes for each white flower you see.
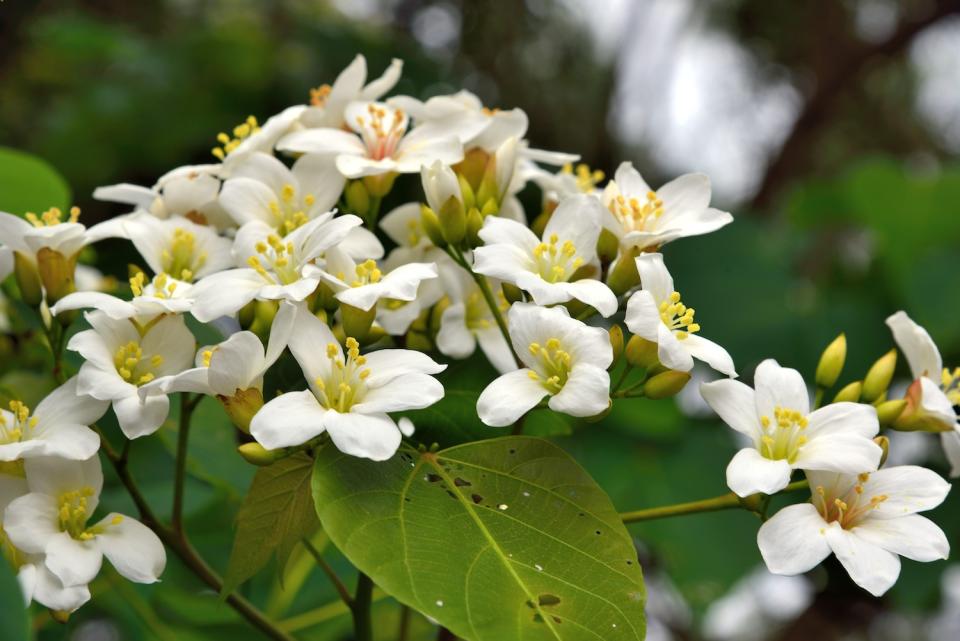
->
[189,213,362,322]
[477,303,612,426]
[0,207,115,273]
[380,201,434,251]
[51,272,194,320]
[625,253,736,377]
[219,152,343,231]
[250,304,446,459]
[213,108,307,170]
[758,466,950,596]
[0,245,12,282]
[118,212,232,282]
[886,311,960,476]
[374,247,446,336]
[67,312,195,439]
[300,55,403,129]
[3,456,166,589]
[0,377,106,462]
[701,359,883,497]
[277,101,463,179]
[472,194,618,317]
[435,262,515,374]
[144,301,295,398]
[305,246,438,313]
[1,472,91,612]
[601,163,733,251]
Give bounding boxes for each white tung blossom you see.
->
[477,303,612,426]
[300,55,403,130]
[51,272,195,320]
[701,359,883,497]
[758,466,950,596]
[250,304,445,459]
[625,253,736,377]
[3,456,166,590]
[472,194,618,317]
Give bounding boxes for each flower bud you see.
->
[608,325,625,364]
[531,208,552,238]
[36,248,78,306]
[466,207,484,248]
[815,333,846,389]
[458,174,477,212]
[643,370,691,399]
[420,205,446,248]
[625,335,659,369]
[340,304,376,344]
[501,282,524,304]
[238,442,282,466]
[219,387,264,434]
[861,349,897,403]
[455,148,489,192]
[892,379,957,432]
[238,299,257,329]
[362,171,397,199]
[13,252,43,307]
[875,399,907,427]
[438,195,466,246]
[344,180,370,219]
[596,228,620,265]
[50,610,71,624]
[832,381,862,403]
[874,435,890,467]
[247,299,278,343]
[607,248,641,296]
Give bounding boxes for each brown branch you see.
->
[750,0,960,213]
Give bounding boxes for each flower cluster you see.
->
[0,53,953,622]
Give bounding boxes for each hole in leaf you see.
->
[471,494,483,504]
[553,616,562,624]
[532,614,544,624]
[454,477,472,487]
[537,594,561,607]
[426,473,442,483]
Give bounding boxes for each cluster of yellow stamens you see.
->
[758,406,808,462]
[25,206,81,228]
[212,116,260,160]
[941,367,960,404]
[114,341,163,386]
[562,163,605,193]
[310,84,332,106]
[814,473,889,529]
[527,338,572,394]
[57,488,122,541]
[609,189,664,232]
[314,338,371,412]
[659,291,700,339]
[130,272,180,300]
[532,233,583,283]
[247,234,298,285]
[355,104,405,160]
[161,228,206,281]
[0,401,37,444]
[268,183,314,233]
[338,259,382,288]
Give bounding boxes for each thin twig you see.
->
[302,537,353,608]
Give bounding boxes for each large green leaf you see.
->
[312,436,645,641]
[222,454,317,595]
[0,558,29,641]
[0,146,71,215]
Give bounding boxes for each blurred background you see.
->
[2,0,960,640]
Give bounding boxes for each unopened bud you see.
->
[625,335,659,369]
[455,148,489,192]
[609,325,625,364]
[466,207,484,248]
[643,370,691,399]
[875,399,907,427]
[420,205,446,248]
[238,299,256,329]
[815,333,846,389]
[862,349,897,403]
[531,209,552,238]
[832,381,862,403]
[36,248,77,306]
[501,282,523,304]
[50,610,71,624]
[479,198,499,218]
[607,248,641,296]
[596,228,620,265]
[458,174,477,212]
[362,171,397,199]
[219,388,264,433]
[238,442,282,466]
[13,251,42,306]
[344,180,370,218]
[340,303,376,344]
[439,195,466,245]
[247,299,278,343]
[874,435,890,467]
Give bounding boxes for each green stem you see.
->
[171,393,198,535]
[620,480,809,524]
[612,364,633,393]
[397,605,411,641]
[352,573,374,641]
[814,387,825,409]
[303,537,353,608]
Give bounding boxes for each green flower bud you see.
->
[420,205,446,248]
[625,335,659,369]
[874,435,890,467]
[340,304,376,344]
[238,442,282,466]
[344,180,370,218]
[643,370,691,399]
[439,195,466,245]
[362,171,397,199]
[875,399,907,427]
[219,387,264,434]
[501,282,523,304]
[609,325,625,364]
[458,174,477,212]
[862,349,897,403]
[596,228,620,265]
[13,252,42,307]
[815,333,846,389]
[832,381,862,403]
[607,248,641,296]
[466,207,484,249]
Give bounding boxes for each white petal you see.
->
[250,390,327,449]
[793,433,882,475]
[681,334,737,377]
[96,514,166,583]
[23,455,102,501]
[624,290,662,343]
[219,177,279,227]
[113,393,170,439]
[563,279,618,318]
[548,364,610,417]
[140,315,196,375]
[543,194,603,263]
[323,411,402,461]
[861,465,951,518]
[21,563,91,612]
[658,173,711,214]
[207,332,266,395]
[472,244,533,283]
[806,402,879,438]
[50,291,137,319]
[360,349,446,386]
[854,514,949,562]
[757,503,831,575]
[477,369,548,427]
[726,448,792,497]
[2,493,60,553]
[291,153,345,213]
[700,379,759,438]
[886,311,942,379]
[942,431,960,478]
[634,253,674,303]
[476,327,519,375]
[33,377,108,428]
[276,128,366,156]
[26,423,101,461]
[353,374,444,414]
[287,304,338,383]
[76,362,135,401]
[436,303,477,359]
[824,525,901,597]
[45,532,104,588]
[477,215,541,253]
[656,324,695,372]
[189,269,265,322]
[754,359,810,417]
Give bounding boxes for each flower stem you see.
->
[620,480,809,524]
[352,573,375,641]
[302,537,353,608]
[171,393,200,536]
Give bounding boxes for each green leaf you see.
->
[0,558,29,641]
[0,147,71,215]
[312,436,646,641]
[222,454,317,595]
